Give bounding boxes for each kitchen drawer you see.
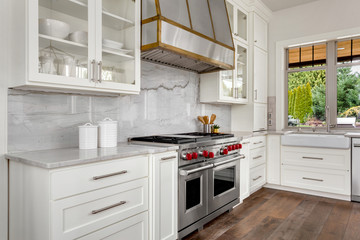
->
[250,163,266,193]
[77,212,148,240]
[282,146,350,170]
[281,165,350,195]
[250,147,266,168]
[52,178,148,240]
[250,136,266,149]
[51,155,148,200]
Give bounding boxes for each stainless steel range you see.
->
[131,132,244,239]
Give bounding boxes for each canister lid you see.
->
[98,118,118,124]
[78,123,98,128]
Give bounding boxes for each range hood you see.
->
[141,0,235,73]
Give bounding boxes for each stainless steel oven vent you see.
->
[141,0,235,73]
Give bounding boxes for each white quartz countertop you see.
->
[5,142,179,169]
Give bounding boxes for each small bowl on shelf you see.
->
[39,18,70,39]
[68,31,88,45]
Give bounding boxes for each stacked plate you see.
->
[103,39,132,54]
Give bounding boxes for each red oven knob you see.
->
[222,149,228,155]
[227,146,232,151]
[202,150,209,158]
[186,153,192,160]
[234,144,239,150]
[209,152,215,158]
[232,145,236,150]
[192,152,198,159]
[238,144,242,149]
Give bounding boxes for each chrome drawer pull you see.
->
[302,156,323,160]
[93,170,128,180]
[302,177,323,182]
[91,201,126,214]
[161,156,177,161]
[253,176,262,181]
[354,144,360,147]
[253,155,262,160]
[254,141,263,145]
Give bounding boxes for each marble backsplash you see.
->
[8,62,231,152]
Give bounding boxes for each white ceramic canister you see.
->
[98,118,118,148]
[78,123,98,149]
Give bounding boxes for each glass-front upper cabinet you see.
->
[36,0,94,88]
[10,0,140,95]
[200,40,248,104]
[225,0,248,44]
[97,0,140,93]
[234,43,248,100]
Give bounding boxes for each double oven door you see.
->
[178,154,240,231]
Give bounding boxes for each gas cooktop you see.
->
[130,132,235,144]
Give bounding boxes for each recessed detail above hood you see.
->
[141,0,235,73]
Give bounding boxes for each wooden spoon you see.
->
[197,116,206,124]
[210,114,216,124]
[203,116,209,124]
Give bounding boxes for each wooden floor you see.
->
[183,188,360,240]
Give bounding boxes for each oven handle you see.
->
[213,155,244,167]
[179,164,214,176]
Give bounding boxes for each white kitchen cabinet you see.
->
[8,0,140,95]
[253,13,267,51]
[281,146,351,196]
[253,47,268,104]
[77,212,148,240]
[248,135,267,194]
[8,151,178,240]
[266,135,281,185]
[253,103,267,131]
[150,152,178,240]
[239,139,250,201]
[226,0,248,45]
[200,40,248,104]
[250,163,266,193]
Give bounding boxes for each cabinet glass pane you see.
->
[237,9,247,41]
[226,1,234,33]
[38,0,89,79]
[221,70,233,98]
[102,0,136,85]
[235,45,247,99]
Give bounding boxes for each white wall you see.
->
[268,0,360,130]
[0,0,8,238]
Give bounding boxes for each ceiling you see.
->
[261,0,319,12]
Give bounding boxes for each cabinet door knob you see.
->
[254,40,258,43]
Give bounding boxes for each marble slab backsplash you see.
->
[8,62,231,152]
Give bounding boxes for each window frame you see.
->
[285,38,360,130]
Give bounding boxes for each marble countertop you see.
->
[5,142,179,169]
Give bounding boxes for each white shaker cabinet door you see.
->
[253,47,268,104]
[151,152,178,240]
[253,103,267,131]
[253,13,267,51]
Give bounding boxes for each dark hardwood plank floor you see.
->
[183,188,360,240]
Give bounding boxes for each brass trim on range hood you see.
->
[141,0,235,73]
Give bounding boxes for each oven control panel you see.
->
[179,142,242,166]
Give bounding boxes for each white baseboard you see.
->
[264,184,351,201]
